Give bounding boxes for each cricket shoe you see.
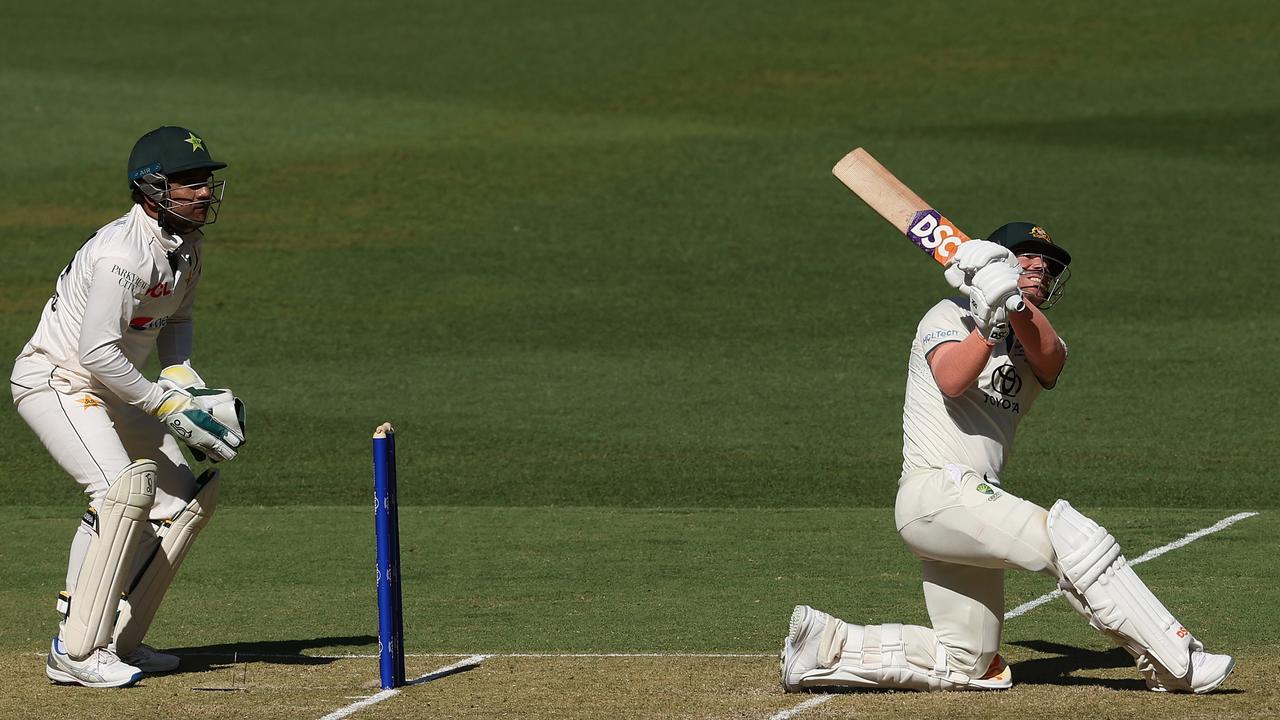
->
[118,643,181,673]
[968,654,1013,690]
[780,604,834,692]
[46,637,143,688]
[1145,649,1235,694]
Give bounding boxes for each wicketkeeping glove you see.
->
[153,365,246,463]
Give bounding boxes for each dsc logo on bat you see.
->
[908,210,970,263]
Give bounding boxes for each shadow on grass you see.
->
[166,634,378,675]
[1007,640,1243,694]
[1007,640,1142,690]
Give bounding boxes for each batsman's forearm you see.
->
[1010,305,1066,383]
[928,334,995,398]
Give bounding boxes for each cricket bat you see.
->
[831,147,1023,311]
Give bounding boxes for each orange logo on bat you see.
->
[908,210,971,264]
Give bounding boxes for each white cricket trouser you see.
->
[889,464,1057,677]
[11,358,197,595]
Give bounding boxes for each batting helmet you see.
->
[987,222,1072,309]
[127,127,227,227]
[987,222,1071,272]
[127,126,227,188]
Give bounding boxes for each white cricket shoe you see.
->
[118,643,181,673]
[1146,649,1235,694]
[46,637,143,688]
[780,605,834,692]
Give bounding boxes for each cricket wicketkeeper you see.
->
[10,126,246,688]
[780,224,1235,693]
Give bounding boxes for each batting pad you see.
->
[1047,500,1192,678]
[113,469,220,655]
[63,460,157,660]
[799,623,971,691]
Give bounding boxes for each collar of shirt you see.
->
[130,202,199,254]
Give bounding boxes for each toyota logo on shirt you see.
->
[990,364,1023,396]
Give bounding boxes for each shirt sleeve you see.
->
[917,299,970,357]
[79,256,165,412]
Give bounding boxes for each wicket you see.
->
[372,422,405,689]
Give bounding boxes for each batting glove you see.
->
[967,263,1022,341]
[945,239,1019,291]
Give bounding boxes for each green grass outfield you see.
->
[1,0,1276,717]
[0,507,1273,718]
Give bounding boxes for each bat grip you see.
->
[1005,295,1026,313]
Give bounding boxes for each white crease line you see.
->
[1128,511,1259,564]
[768,694,833,720]
[774,510,1260,719]
[319,688,397,720]
[1005,511,1259,620]
[317,654,487,720]
[500,652,769,658]
[184,648,762,661]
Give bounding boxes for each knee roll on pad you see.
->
[113,469,220,655]
[1047,500,1193,678]
[62,460,157,660]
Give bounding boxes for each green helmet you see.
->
[127,126,227,187]
[127,126,227,228]
[986,222,1072,309]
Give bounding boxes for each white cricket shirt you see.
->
[901,298,1062,482]
[12,203,201,412]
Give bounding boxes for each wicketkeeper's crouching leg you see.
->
[112,469,221,662]
[58,460,157,660]
[55,467,220,677]
[1047,500,1234,693]
[47,460,156,687]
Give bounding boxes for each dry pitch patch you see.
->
[1,650,1274,720]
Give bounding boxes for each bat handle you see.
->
[1005,295,1026,313]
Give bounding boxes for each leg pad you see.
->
[1048,500,1193,678]
[113,469,220,655]
[799,623,971,691]
[62,460,156,660]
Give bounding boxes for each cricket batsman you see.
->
[780,223,1235,693]
[9,126,247,688]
